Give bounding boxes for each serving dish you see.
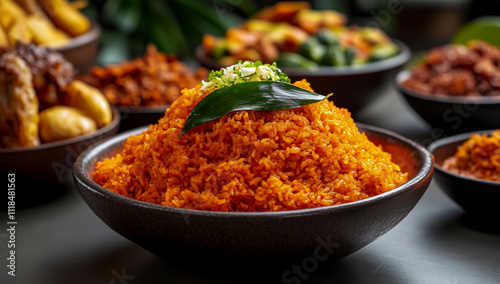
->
[428,130,500,217]
[74,123,433,261]
[0,107,120,185]
[396,68,500,134]
[197,40,410,113]
[56,24,101,75]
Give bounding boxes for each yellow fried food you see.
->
[38,105,96,143]
[0,0,27,31]
[0,26,9,46]
[14,0,47,17]
[69,0,88,10]
[0,53,40,148]
[63,81,112,128]
[38,0,90,37]
[27,15,70,48]
[6,20,32,45]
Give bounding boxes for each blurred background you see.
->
[82,0,500,65]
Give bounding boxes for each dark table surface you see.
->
[2,86,500,284]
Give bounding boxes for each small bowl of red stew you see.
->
[396,41,500,134]
[428,129,500,217]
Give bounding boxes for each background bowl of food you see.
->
[429,130,500,217]
[396,17,500,133]
[79,45,209,131]
[0,0,100,75]
[0,42,119,187]
[196,2,410,113]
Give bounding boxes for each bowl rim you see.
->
[116,105,170,114]
[428,129,500,186]
[74,122,433,218]
[0,107,120,154]
[56,23,101,51]
[196,39,411,77]
[396,70,500,105]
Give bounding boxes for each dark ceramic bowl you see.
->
[56,24,101,75]
[396,70,500,133]
[0,108,120,185]
[428,130,500,217]
[73,123,433,261]
[196,40,411,113]
[117,105,168,131]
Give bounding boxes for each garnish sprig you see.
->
[200,61,290,92]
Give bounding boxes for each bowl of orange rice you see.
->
[73,63,433,262]
[429,130,500,217]
[74,122,432,261]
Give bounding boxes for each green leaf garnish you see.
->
[181,81,331,136]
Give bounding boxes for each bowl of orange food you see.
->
[429,130,500,217]
[0,0,100,75]
[73,62,433,262]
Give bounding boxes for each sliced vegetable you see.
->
[315,29,339,47]
[298,38,326,63]
[369,44,399,62]
[181,81,330,135]
[322,46,346,66]
[343,47,356,65]
[276,52,318,70]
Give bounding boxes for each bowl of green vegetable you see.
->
[197,2,411,112]
[197,23,410,113]
[282,38,410,112]
[198,39,409,113]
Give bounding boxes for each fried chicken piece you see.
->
[0,53,40,148]
[8,42,75,109]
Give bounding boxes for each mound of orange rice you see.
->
[443,130,500,181]
[93,80,408,211]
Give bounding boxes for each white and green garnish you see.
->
[200,61,290,92]
[181,61,330,136]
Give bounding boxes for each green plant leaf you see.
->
[453,16,500,47]
[102,0,141,34]
[181,81,330,135]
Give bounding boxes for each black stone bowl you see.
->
[196,40,411,113]
[116,105,168,131]
[428,130,500,217]
[73,123,433,262]
[396,70,500,134]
